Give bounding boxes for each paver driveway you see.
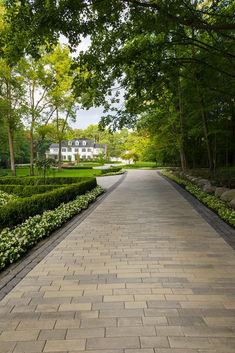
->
[1,170,235,353]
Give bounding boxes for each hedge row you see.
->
[101,167,122,175]
[0,178,97,230]
[0,185,61,197]
[62,166,93,170]
[0,186,104,270]
[0,176,88,185]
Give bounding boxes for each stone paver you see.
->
[0,170,235,352]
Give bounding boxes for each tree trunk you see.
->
[6,81,16,176]
[179,148,186,171]
[30,129,34,176]
[178,76,187,171]
[7,125,16,176]
[58,139,62,172]
[197,91,214,171]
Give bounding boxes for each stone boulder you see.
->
[191,177,201,184]
[202,184,216,194]
[215,187,230,198]
[220,189,235,202]
[196,178,210,188]
[230,199,235,209]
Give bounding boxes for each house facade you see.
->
[47,139,107,161]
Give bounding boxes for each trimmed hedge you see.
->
[0,178,97,230]
[101,167,122,175]
[62,166,92,170]
[0,176,88,185]
[0,185,61,197]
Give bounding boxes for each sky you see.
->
[60,35,124,130]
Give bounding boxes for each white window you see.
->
[62,148,66,152]
[82,140,86,146]
[67,148,72,152]
[75,148,79,152]
[82,148,86,152]
[88,148,91,152]
[53,148,58,152]
[68,141,72,146]
[75,141,79,146]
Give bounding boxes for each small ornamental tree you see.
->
[35,156,56,184]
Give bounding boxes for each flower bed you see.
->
[0,178,97,230]
[0,191,18,206]
[161,170,235,228]
[0,185,104,270]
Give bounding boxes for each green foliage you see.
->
[162,171,235,228]
[0,178,97,230]
[35,157,56,184]
[0,190,18,205]
[0,185,104,270]
[101,167,122,175]
[0,176,89,185]
[62,166,92,170]
[0,184,60,197]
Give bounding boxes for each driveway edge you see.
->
[159,171,235,250]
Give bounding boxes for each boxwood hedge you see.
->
[0,178,97,230]
[0,185,61,197]
[101,167,122,175]
[0,176,89,185]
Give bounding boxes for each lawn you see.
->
[1,167,103,178]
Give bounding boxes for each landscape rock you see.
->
[191,177,201,184]
[230,199,235,209]
[220,189,235,202]
[196,178,210,188]
[202,184,216,194]
[215,187,230,198]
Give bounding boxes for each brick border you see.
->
[0,172,127,300]
[160,171,235,249]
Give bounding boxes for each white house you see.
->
[47,139,107,161]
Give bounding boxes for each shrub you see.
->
[0,178,97,230]
[0,191,18,206]
[161,170,235,228]
[0,176,88,185]
[101,167,122,175]
[62,166,92,170]
[0,186,104,270]
[0,185,61,197]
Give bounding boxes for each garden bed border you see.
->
[159,171,235,250]
[0,172,127,300]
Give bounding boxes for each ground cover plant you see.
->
[0,191,18,206]
[0,185,104,270]
[161,170,235,228]
[0,177,97,230]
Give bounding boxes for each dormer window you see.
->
[82,140,86,146]
[75,141,79,146]
[68,141,72,146]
